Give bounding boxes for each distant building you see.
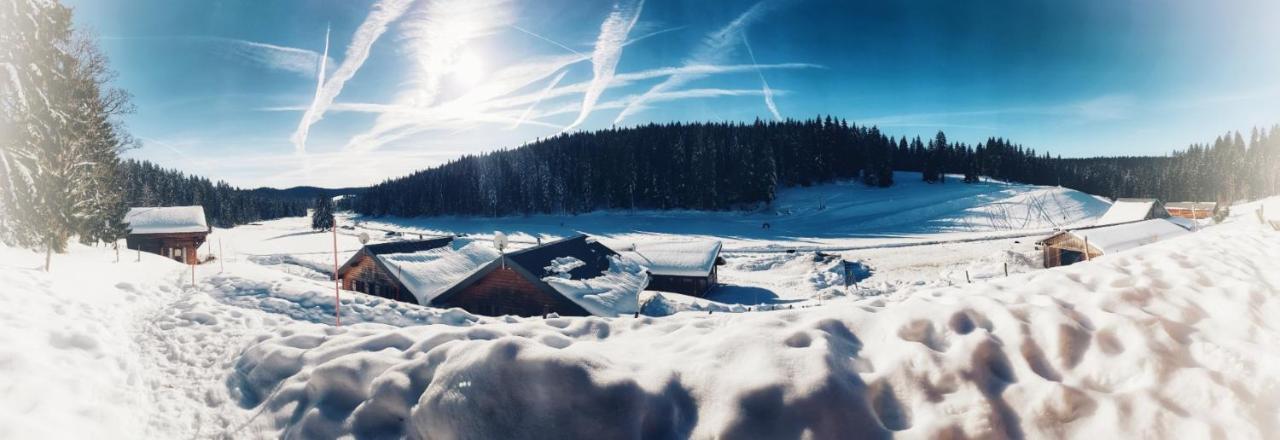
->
[1038,219,1192,268]
[125,206,210,264]
[621,240,724,297]
[432,235,646,317]
[1165,202,1217,220]
[1095,198,1170,226]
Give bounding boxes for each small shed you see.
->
[1038,219,1191,268]
[620,240,725,297]
[124,206,210,264]
[1095,198,1170,226]
[1165,202,1217,220]
[431,235,647,317]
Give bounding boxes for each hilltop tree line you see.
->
[119,160,309,228]
[347,117,1279,218]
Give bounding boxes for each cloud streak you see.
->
[564,0,646,132]
[741,33,781,121]
[290,0,415,154]
[613,1,773,125]
[104,35,334,77]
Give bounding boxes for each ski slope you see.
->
[1,198,1276,439]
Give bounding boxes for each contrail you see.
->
[314,25,330,105]
[741,33,781,121]
[290,0,414,154]
[510,24,584,56]
[563,0,645,133]
[511,70,569,130]
[613,1,772,125]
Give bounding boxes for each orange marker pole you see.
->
[333,224,341,327]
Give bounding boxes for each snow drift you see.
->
[227,214,1280,438]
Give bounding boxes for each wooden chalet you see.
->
[335,237,456,304]
[431,235,644,317]
[621,240,725,297]
[1095,198,1170,226]
[1038,219,1192,268]
[124,206,210,264]
[1164,202,1217,220]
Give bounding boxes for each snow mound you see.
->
[125,206,209,234]
[205,264,480,327]
[542,255,647,317]
[228,212,1280,438]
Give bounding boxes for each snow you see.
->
[5,182,1280,438]
[125,206,209,234]
[542,255,647,317]
[1079,218,1192,253]
[1094,199,1157,226]
[375,239,501,304]
[544,256,586,277]
[619,239,722,277]
[223,207,1280,438]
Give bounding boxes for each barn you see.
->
[335,237,499,304]
[1038,219,1192,268]
[1095,198,1170,226]
[431,235,647,317]
[1165,202,1217,220]
[124,206,210,264]
[620,240,724,297]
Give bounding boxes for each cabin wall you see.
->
[1167,207,1214,220]
[339,255,416,304]
[646,273,714,297]
[126,232,207,264]
[1041,234,1102,268]
[437,267,588,317]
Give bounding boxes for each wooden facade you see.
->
[431,235,616,317]
[645,264,720,297]
[435,263,590,317]
[1165,202,1217,220]
[336,237,453,305]
[126,231,208,264]
[1038,232,1102,268]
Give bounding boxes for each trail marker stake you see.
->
[333,225,341,327]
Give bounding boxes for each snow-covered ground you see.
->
[3,183,1278,438]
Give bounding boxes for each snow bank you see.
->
[125,206,209,234]
[542,255,647,317]
[1080,218,1190,253]
[621,240,722,276]
[227,214,1280,438]
[375,240,501,304]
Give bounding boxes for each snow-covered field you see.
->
[3,183,1278,438]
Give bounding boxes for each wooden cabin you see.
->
[124,206,210,264]
[621,240,725,297]
[1038,219,1192,268]
[1095,198,1170,226]
[1165,202,1217,220]
[431,235,645,317]
[335,237,456,304]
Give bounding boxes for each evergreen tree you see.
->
[311,196,335,231]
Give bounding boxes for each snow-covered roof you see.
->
[377,240,501,304]
[125,206,209,234]
[1095,199,1159,226]
[620,240,723,277]
[1079,219,1190,254]
[542,256,648,317]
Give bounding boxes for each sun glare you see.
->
[451,52,486,86]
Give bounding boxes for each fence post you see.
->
[965,270,971,284]
[1004,262,1008,277]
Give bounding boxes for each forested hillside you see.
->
[119,160,307,228]
[349,117,1280,217]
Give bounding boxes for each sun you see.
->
[451,52,486,86]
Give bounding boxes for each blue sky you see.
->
[67,0,1280,188]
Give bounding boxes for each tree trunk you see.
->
[45,241,53,272]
